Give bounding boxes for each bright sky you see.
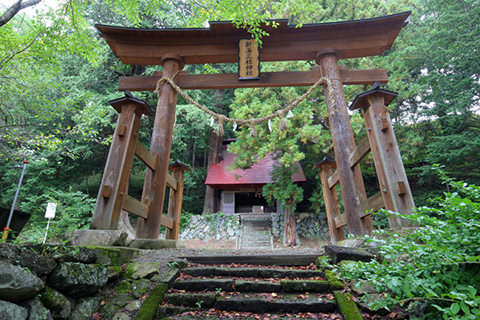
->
[0,0,59,16]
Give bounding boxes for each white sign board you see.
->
[45,202,57,219]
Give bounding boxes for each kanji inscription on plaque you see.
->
[238,39,260,80]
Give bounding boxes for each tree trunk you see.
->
[202,130,222,214]
[284,201,297,247]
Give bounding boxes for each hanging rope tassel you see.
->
[279,117,288,130]
[250,124,256,137]
[217,115,226,136]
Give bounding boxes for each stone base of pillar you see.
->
[65,229,132,247]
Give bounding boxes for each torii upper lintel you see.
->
[96,11,410,65]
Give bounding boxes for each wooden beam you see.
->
[161,215,174,229]
[318,52,372,236]
[167,172,177,190]
[363,94,415,227]
[348,136,371,168]
[91,103,142,229]
[136,57,182,239]
[166,168,186,240]
[318,161,345,243]
[118,68,388,91]
[360,192,385,213]
[334,215,346,228]
[135,143,157,171]
[327,170,339,189]
[122,195,149,219]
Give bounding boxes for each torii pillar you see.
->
[136,55,184,239]
[350,86,414,227]
[316,50,373,236]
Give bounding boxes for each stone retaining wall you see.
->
[180,212,329,242]
[0,243,179,320]
[272,212,330,240]
[179,214,241,241]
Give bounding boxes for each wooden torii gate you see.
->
[91,12,415,242]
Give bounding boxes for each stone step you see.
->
[171,279,330,293]
[164,293,217,308]
[158,307,340,320]
[163,292,337,314]
[216,294,338,313]
[171,279,234,292]
[179,254,320,266]
[182,266,324,278]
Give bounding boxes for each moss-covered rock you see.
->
[151,268,179,284]
[99,302,120,320]
[0,299,28,320]
[333,291,363,320]
[0,261,44,303]
[280,280,330,292]
[107,265,124,281]
[131,279,151,298]
[20,298,52,320]
[69,296,101,320]
[134,283,168,320]
[156,305,194,319]
[87,246,139,265]
[315,256,332,271]
[115,281,131,293]
[112,292,132,307]
[235,280,281,292]
[163,292,216,308]
[0,243,57,277]
[40,286,71,319]
[47,262,108,296]
[125,263,161,280]
[324,270,344,290]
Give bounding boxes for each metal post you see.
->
[3,161,29,240]
[43,218,51,244]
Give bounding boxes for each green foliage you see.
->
[16,189,95,243]
[338,168,480,319]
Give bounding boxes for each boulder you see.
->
[54,247,97,264]
[129,239,177,249]
[125,299,142,311]
[47,262,108,296]
[324,245,375,264]
[69,296,101,320]
[20,298,53,320]
[131,279,151,298]
[0,244,57,277]
[0,261,44,303]
[0,299,28,320]
[125,262,161,279]
[65,230,130,246]
[39,287,71,320]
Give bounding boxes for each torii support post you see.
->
[316,159,345,243]
[137,55,184,239]
[350,87,414,227]
[91,95,153,229]
[316,50,373,236]
[165,161,190,240]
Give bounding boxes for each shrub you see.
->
[338,168,480,319]
[16,188,95,243]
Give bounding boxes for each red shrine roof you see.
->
[205,152,306,190]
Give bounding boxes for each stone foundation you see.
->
[272,212,330,240]
[179,214,241,241]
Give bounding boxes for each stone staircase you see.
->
[239,216,273,249]
[155,256,363,319]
